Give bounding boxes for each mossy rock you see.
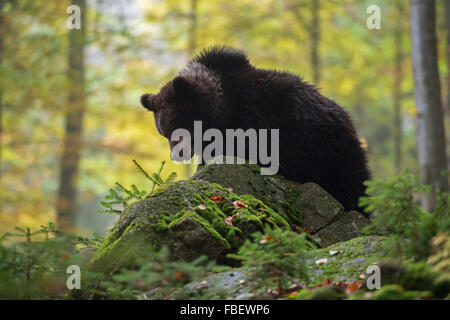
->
[305,235,385,284]
[293,286,346,300]
[356,261,450,299]
[82,180,291,286]
[79,162,373,299]
[193,162,370,247]
[365,285,433,300]
[175,235,387,300]
[90,162,369,277]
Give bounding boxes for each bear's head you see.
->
[140,46,251,159]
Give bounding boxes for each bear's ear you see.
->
[172,76,197,98]
[141,93,155,111]
[172,75,219,106]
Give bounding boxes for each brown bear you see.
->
[141,46,371,213]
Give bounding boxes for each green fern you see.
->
[164,171,178,184]
[100,160,177,215]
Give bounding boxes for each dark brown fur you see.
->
[141,46,371,213]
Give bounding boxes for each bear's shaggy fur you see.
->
[141,46,371,212]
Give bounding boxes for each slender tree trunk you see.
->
[0,0,4,192]
[188,0,198,57]
[445,0,450,169]
[0,0,7,210]
[393,2,404,172]
[311,0,320,85]
[56,0,86,231]
[184,0,198,179]
[410,0,449,211]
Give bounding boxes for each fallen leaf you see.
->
[288,283,300,290]
[197,280,208,287]
[345,281,362,295]
[303,229,311,234]
[322,279,332,286]
[364,292,374,299]
[61,253,70,260]
[225,218,233,226]
[232,200,248,209]
[175,271,183,280]
[210,195,223,204]
[315,258,328,265]
[225,212,241,226]
[259,235,273,244]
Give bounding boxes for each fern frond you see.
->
[165,172,178,184]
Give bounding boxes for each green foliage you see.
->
[0,223,97,299]
[360,261,448,300]
[368,284,433,300]
[360,172,450,260]
[99,160,177,215]
[228,227,314,293]
[99,182,147,215]
[0,222,214,300]
[96,246,215,300]
[400,262,438,292]
[2,0,425,236]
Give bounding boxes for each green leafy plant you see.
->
[228,227,314,294]
[97,246,215,300]
[0,223,96,299]
[360,171,450,260]
[100,160,177,215]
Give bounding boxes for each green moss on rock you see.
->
[81,162,375,299]
[293,286,346,300]
[369,284,433,300]
[305,236,386,284]
[87,179,297,279]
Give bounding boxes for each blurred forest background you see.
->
[1,0,449,235]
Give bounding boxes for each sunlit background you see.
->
[1,0,448,235]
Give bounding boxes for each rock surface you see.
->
[194,162,369,246]
[80,162,371,298]
[174,235,385,300]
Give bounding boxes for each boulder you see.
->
[193,162,369,244]
[80,162,370,298]
[174,235,386,300]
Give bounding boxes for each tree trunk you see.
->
[311,0,320,85]
[393,2,404,172]
[188,0,198,57]
[0,0,7,207]
[184,0,198,179]
[56,0,86,231]
[0,0,11,212]
[445,0,450,169]
[410,0,449,211]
